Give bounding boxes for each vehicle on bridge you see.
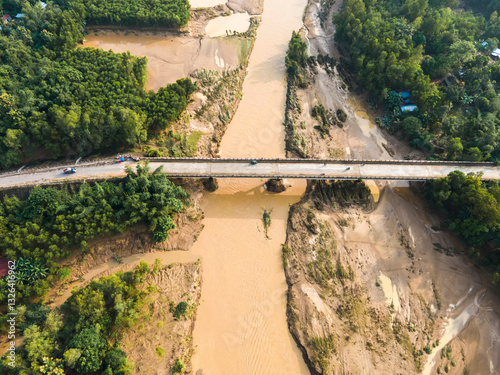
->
[63,168,76,174]
[115,155,140,163]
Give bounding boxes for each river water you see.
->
[188,0,309,372]
[81,33,244,91]
[80,0,310,372]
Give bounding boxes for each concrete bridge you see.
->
[0,158,498,188]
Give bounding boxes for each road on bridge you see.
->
[0,158,498,188]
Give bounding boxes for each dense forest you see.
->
[59,0,190,28]
[0,163,187,304]
[0,261,190,374]
[465,0,500,17]
[334,0,500,162]
[0,0,196,170]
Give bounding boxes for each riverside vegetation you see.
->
[0,164,187,307]
[284,31,345,157]
[0,0,196,169]
[425,171,500,287]
[334,0,500,162]
[0,260,199,375]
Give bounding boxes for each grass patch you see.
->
[172,358,185,373]
[155,346,166,357]
[309,334,336,373]
[336,287,366,332]
[282,244,292,268]
[307,221,338,287]
[185,131,205,154]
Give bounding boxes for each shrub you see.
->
[173,302,189,319]
[336,109,347,122]
[172,359,185,373]
[155,346,166,357]
[147,149,162,157]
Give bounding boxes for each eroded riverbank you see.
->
[282,0,500,374]
[74,0,312,372]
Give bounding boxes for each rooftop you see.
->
[400,105,418,113]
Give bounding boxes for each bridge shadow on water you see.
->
[199,179,307,220]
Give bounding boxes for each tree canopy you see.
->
[425,171,500,286]
[334,0,500,162]
[0,0,196,169]
[0,262,155,374]
[0,163,186,303]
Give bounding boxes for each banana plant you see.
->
[15,257,49,285]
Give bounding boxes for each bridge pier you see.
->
[202,177,219,192]
[264,178,289,193]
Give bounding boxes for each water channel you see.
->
[188,0,310,371]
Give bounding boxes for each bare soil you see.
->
[281,0,500,374]
[120,261,202,374]
[285,182,500,374]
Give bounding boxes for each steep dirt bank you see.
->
[282,0,500,374]
[284,181,500,374]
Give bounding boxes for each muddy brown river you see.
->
[189,0,310,372]
[74,0,311,371]
[88,0,312,372]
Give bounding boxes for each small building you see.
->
[400,105,418,113]
[40,1,47,8]
[2,14,11,23]
[15,13,25,19]
[492,48,500,60]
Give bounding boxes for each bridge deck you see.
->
[145,160,500,180]
[0,158,498,188]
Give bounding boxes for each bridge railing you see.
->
[155,173,498,181]
[143,157,496,167]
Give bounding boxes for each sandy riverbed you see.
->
[281,0,500,373]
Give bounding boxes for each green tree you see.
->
[446,137,463,160]
[24,325,57,369]
[401,117,423,139]
[285,31,307,79]
[103,348,133,375]
[68,328,106,373]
